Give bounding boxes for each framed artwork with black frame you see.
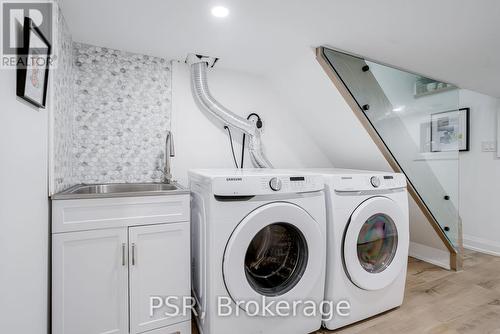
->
[16,17,51,108]
[430,108,470,152]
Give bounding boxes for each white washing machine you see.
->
[189,169,326,334]
[317,169,409,330]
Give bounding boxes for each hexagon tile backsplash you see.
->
[51,4,75,193]
[72,42,172,184]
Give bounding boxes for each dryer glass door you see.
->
[223,202,324,311]
[357,213,398,274]
[343,197,409,291]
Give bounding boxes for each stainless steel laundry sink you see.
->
[52,182,189,199]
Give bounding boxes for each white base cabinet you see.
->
[52,195,191,334]
[129,223,191,333]
[52,228,129,334]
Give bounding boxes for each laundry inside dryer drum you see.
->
[357,213,398,274]
[244,223,308,296]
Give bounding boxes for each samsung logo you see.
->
[226,177,243,181]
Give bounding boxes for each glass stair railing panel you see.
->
[321,48,460,248]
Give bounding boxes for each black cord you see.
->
[241,136,245,168]
[241,113,263,168]
[224,126,239,168]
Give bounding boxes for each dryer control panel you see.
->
[331,173,407,193]
[211,174,324,196]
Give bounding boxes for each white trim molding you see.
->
[463,234,500,257]
[409,242,451,270]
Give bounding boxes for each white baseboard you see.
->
[409,242,450,270]
[463,234,500,257]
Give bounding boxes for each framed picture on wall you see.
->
[430,108,470,152]
[16,17,51,108]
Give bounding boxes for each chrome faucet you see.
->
[163,131,175,183]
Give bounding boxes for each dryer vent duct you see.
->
[186,54,272,168]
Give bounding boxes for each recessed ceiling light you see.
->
[211,6,229,18]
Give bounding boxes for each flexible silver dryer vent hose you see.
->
[190,61,273,168]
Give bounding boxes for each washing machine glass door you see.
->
[343,196,408,291]
[223,202,324,310]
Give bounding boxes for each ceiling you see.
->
[61,0,500,97]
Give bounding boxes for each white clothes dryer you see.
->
[315,169,409,330]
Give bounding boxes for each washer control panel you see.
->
[211,173,324,196]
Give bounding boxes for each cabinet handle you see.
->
[122,243,126,266]
[132,243,136,265]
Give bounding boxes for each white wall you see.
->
[170,61,333,186]
[267,49,391,171]
[459,89,500,255]
[0,70,49,333]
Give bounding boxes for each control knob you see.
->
[269,177,282,191]
[370,176,381,188]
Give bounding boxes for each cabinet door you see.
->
[129,222,190,334]
[52,228,129,334]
